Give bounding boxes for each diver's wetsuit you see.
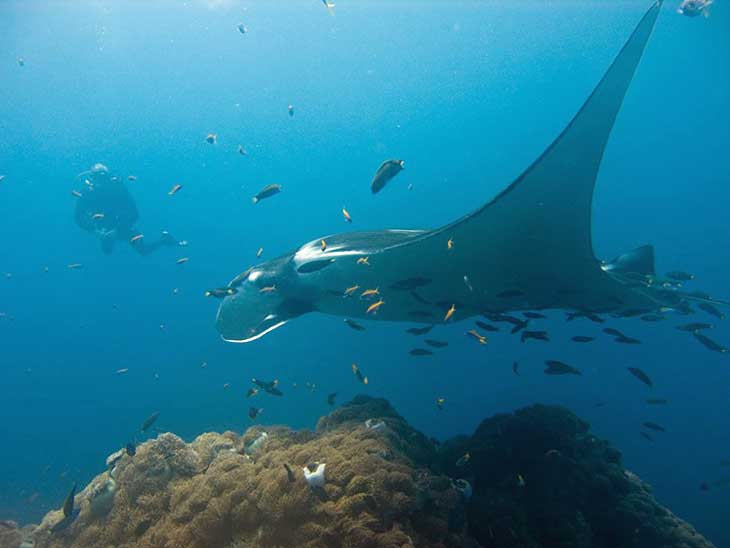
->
[74,166,176,255]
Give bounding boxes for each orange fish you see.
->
[342,207,352,223]
[168,184,183,196]
[447,237,454,250]
[259,285,277,293]
[176,257,189,264]
[466,329,487,344]
[343,285,360,297]
[444,304,456,322]
[360,288,379,299]
[366,299,385,315]
[357,257,370,266]
[321,239,327,252]
[130,234,144,243]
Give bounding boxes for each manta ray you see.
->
[214,1,716,343]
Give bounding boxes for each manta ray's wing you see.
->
[312,1,665,322]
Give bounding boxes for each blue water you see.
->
[1,0,728,544]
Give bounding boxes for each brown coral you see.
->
[31,397,468,548]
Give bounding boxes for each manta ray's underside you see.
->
[215,1,698,343]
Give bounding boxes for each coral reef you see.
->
[436,404,714,548]
[0,521,22,548]
[12,397,714,548]
[31,397,470,548]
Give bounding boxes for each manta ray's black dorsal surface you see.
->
[217,1,665,343]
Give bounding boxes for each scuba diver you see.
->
[73,163,178,255]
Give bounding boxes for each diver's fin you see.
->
[604,245,655,276]
[440,1,663,276]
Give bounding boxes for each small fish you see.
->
[252,378,283,396]
[125,442,136,457]
[223,383,231,390]
[698,302,724,319]
[252,184,282,204]
[352,363,368,385]
[456,452,470,467]
[366,299,385,315]
[603,327,625,337]
[665,270,694,281]
[447,238,454,250]
[320,239,327,252]
[357,257,370,266]
[435,397,445,410]
[67,263,83,270]
[565,311,605,323]
[361,288,380,299]
[141,411,160,432]
[646,399,668,405]
[342,207,352,223]
[283,463,296,483]
[128,175,137,181]
[248,407,263,420]
[640,431,654,442]
[17,58,24,67]
[425,339,448,348]
[344,318,365,331]
[614,335,641,345]
[510,319,529,335]
[409,348,433,356]
[370,159,405,194]
[71,190,82,198]
[523,312,547,319]
[238,144,248,155]
[693,332,728,353]
[571,336,595,343]
[204,287,236,298]
[475,321,499,332]
[91,212,105,220]
[627,367,653,387]
[246,387,259,398]
[237,23,247,34]
[466,329,487,345]
[642,421,666,432]
[168,184,183,196]
[521,330,549,343]
[130,234,144,243]
[176,257,189,265]
[406,325,433,336]
[206,133,217,144]
[115,368,129,375]
[544,360,581,376]
[255,247,264,259]
[343,285,360,298]
[512,361,520,376]
[517,474,526,487]
[259,285,277,293]
[463,275,473,292]
[676,322,713,332]
[288,104,294,117]
[327,392,337,406]
[444,304,456,322]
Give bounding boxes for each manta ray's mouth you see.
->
[221,319,288,344]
